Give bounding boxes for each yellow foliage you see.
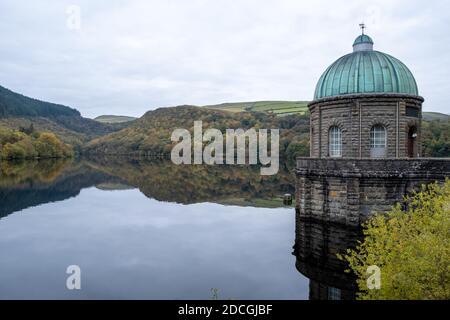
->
[339,179,450,300]
[0,127,74,160]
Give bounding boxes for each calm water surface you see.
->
[0,158,316,299]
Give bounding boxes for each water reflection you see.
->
[292,215,361,300]
[0,159,127,219]
[0,157,295,219]
[0,158,304,299]
[0,157,361,299]
[86,156,295,206]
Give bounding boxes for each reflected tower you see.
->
[293,216,361,300]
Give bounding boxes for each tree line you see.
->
[0,124,74,160]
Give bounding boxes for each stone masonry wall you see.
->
[308,94,423,158]
[295,158,450,226]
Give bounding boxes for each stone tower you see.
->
[295,29,449,226]
[309,33,423,159]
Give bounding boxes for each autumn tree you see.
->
[0,127,73,160]
[339,179,450,300]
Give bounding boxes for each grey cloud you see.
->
[0,0,448,118]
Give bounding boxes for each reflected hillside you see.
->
[84,157,295,207]
[0,157,296,218]
[0,159,127,219]
[0,159,71,187]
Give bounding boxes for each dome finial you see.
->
[353,26,374,52]
[359,22,366,35]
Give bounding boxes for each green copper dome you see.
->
[314,34,418,100]
[353,34,374,46]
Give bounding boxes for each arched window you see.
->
[370,125,386,158]
[328,126,342,157]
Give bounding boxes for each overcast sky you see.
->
[0,0,449,118]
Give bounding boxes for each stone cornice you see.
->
[296,157,450,179]
[308,93,424,109]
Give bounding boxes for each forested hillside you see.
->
[1,84,448,159]
[422,112,450,122]
[422,119,450,157]
[85,105,450,160]
[0,85,130,148]
[0,85,79,117]
[85,105,310,163]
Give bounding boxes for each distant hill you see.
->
[85,104,449,159]
[205,101,309,116]
[84,105,310,162]
[1,84,447,158]
[206,100,448,121]
[94,115,137,124]
[0,85,80,117]
[0,85,130,147]
[423,112,450,122]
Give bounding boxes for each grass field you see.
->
[205,101,448,121]
[94,115,137,124]
[93,104,447,123]
[204,101,309,116]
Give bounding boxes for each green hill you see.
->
[0,85,79,117]
[205,100,448,122]
[422,112,450,122]
[1,85,448,159]
[0,85,130,147]
[84,104,449,159]
[84,105,310,162]
[94,115,137,124]
[205,101,309,116]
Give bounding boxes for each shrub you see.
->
[0,127,73,160]
[2,143,26,159]
[339,179,450,300]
